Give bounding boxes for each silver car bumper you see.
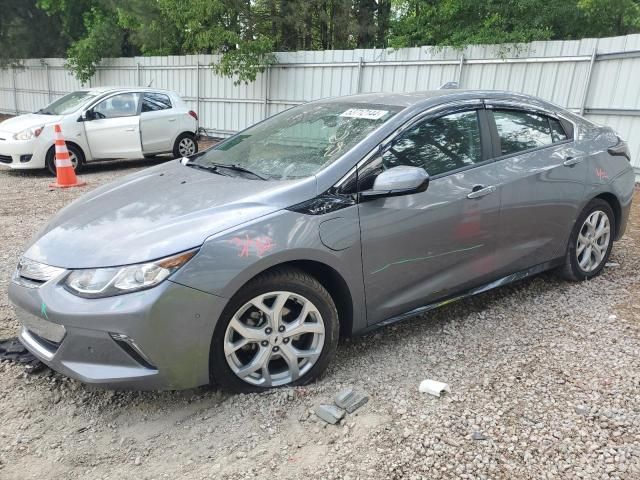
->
[8,277,228,390]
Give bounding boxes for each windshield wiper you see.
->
[185,159,267,180]
[203,162,268,180]
[35,109,52,115]
[184,162,231,176]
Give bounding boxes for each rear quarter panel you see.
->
[579,125,635,238]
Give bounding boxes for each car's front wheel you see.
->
[45,143,84,176]
[560,198,615,281]
[210,268,339,392]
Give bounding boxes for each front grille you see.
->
[0,155,12,164]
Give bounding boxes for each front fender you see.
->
[170,207,367,333]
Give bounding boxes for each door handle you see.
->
[467,185,496,199]
[563,156,582,167]
[124,128,136,132]
[168,118,176,122]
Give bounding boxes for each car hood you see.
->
[24,160,317,268]
[0,113,64,134]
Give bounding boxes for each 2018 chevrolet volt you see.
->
[8,90,635,391]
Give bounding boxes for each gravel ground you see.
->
[0,155,639,479]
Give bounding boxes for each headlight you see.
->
[13,126,44,141]
[64,250,197,298]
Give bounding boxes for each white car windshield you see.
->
[193,102,401,180]
[37,91,98,115]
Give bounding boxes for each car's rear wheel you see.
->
[210,268,339,392]
[45,143,84,176]
[172,133,198,158]
[560,198,614,281]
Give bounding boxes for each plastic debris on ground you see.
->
[335,387,369,413]
[0,337,46,374]
[419,379,451,397]
[315,404,345,424]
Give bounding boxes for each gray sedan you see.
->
[8,90,635,391]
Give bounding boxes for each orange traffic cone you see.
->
[49,124,86,189]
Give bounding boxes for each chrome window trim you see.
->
[484,100,578,140]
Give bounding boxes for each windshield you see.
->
[38,91,98,115]
[193,102,401,180]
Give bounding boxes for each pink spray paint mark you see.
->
[229,235,275,258]
[595,167,609,180]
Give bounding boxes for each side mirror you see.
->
[360,165,429,201]
[79,110,93,122]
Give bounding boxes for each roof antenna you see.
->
[147,79,154,87]
[439,81,459,89]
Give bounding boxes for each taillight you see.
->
[608,136,630,161]
[188,110,198,121]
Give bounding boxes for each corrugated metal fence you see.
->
[1,34,640,175]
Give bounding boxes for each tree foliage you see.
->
[389,0,640,48]
[3,0,640,82]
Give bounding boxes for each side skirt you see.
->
[357,258,563,335]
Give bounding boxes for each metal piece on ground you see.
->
[315,404,345,424]
[334,387,369,413]
[419,379,451,397]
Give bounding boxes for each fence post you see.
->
[263,65,271,120]
[45,62,52,103]
[457,55,465,87]
[12,66,18,114]
[137,62,141,86]
[356,56,364,93]
[196,61,200,119]
[580,47,597,115]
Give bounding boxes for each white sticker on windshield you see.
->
[340,108,389,120]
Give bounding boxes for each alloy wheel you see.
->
[178,137,196,156]
[224,291,325,387]
[69,151,78,169]
[576,210,611,272]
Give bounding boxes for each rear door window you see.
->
[492,109,553,156]
[141,93,172,112]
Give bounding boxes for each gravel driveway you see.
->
[0,160,639,479]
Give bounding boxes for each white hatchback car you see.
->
[0,87,198,174]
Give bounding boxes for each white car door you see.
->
[83,92,143,159]
[140,92,177,153]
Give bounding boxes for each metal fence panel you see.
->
[2,34,640,176]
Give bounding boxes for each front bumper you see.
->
[0,135,46,169]
[8,276,228,390]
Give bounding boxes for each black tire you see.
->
[560,198,615,281]
[210,267,339,393]
[172,132,198,159]
[45,143,85,176]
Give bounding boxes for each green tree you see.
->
[0,0,67,66]
[577,0,640,37]
[8,0,640,84]
[389,0,581,48]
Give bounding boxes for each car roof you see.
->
[319,89,562,111]
[77,86,177,95]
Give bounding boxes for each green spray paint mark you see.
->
[371,244,484,275]
[40,302,48,320]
